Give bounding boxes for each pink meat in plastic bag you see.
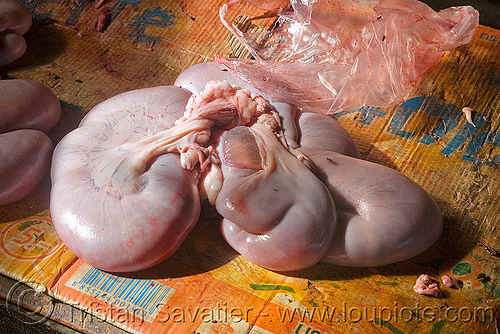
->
[218,0,479,114]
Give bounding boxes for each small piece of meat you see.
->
[461,107,476,127]
[441,275,463,289]
[414,274,441,297]
[93,7,111,32]
[478,241,500,257]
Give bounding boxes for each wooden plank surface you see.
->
[0,1,499,333]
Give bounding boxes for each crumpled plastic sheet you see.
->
[218,0,479,114]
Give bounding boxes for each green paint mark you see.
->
[249,284,295,293]
[451,262,472,276]
[430,319,446,334]
[375,281,399,286]
[60,100,83,112]
[483,282,500,299]
[374,318,404,334]
[308,300,318,307]
[17,220,38,231]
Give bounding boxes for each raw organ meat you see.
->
[0,0,62,206]
[51,61,442,272]
[216,124,337,271]
[299,148,442,266]
[51,81,275,272]
[0,79,62,133]
[219,0,479,113]
[178,62,442,269]
[50,87,202,272]
[0,81,61,206]
[0,0,32,66]
[0,129,53,206]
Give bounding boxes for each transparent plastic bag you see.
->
[218,0,479,114]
